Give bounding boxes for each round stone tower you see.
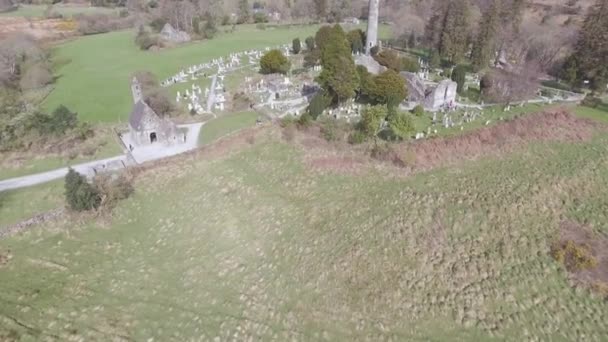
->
[365,0,380,55]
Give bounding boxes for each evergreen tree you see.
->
[429,49,441,69]
[64,168,101,211]
[305,36,315,51]
[451,65,467,93]
[237,0,250,24]
[292,38,301,54]
[315,26,333,52]
[565,0,608,91]
[347,29,365,54]
[439,0,471,63]
[407,32,416,49]
[313,0,328,22]
[424,1,449,49]
[471,0,500,71]
[317,25,359,103]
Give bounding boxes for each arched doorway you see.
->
[150,132,157,143]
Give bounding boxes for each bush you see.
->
[65,168,101,212]
[29,105,79,136]
[348,130,367,144]
[400,57,420,73]
[256,23,267,30]
[260,49,290,74]
[145,89,174,117]
[202,18,218,39]
[308,92,331,119]
[135,32,157,50]
[253,12,268,23]
[370,46,380,56]
[19,63,53,90]
[150,18,167,32]
[373,50,400,71]
[297,112,312,128]
[221,15,231,25]
[320,117,340,141]
[388,112,415,140]
[94,173,134,209]
[581,95,602,108]
[292,38,301,54]
[411,105,425,117]
[279,115,296,128]
[551,240,597,271]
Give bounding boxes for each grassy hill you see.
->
[1,107,607,340]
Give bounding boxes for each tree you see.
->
[315,25,333,52]
[307,91,331,119]
[373,50,401,71]
[369,70,407,110]
[389,112,415,140]
[481,68,539,104]
[407,32,416,49]
[429,49,441,69]
[358,105,387,144]
[563,0,608,91]
[292,38,301,54]
[317,25,359,103]
[50,105,78,134]
[347,29,365,54]
[400,57,420,73]
[260,49,291,74]
[305,36,315,51]
[471,0,500,71]
[313,0,327,22]
[424,1,449,48]
[65,168,101,211]
[438,0,471,63]
[451,64,467,93]
[357,65,376,100]
[238,0,250,24]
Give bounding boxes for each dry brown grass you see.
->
[286,110,603,177]
[555,220,608,298]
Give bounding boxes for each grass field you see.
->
[44,24,390,124]
[0,127,122,181]
[198,111,260,145]
[0,180,63,227]
[1,106,607,340]
[0,4,117,18]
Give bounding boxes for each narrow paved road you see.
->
[0,156,125,192]
[0,123,204,193]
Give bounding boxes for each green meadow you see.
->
[43,24,390,124]
[1,108,608,340]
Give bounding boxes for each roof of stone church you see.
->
[129,100,160,131]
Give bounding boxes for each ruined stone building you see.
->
[128,77,185,147]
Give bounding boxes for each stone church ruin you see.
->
[128,77,185,147]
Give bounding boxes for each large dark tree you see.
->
[562,0,608,91]
[317,25,359,103]
[471,0,500,71]
[369,70,407,111]
[439,0,471,63]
